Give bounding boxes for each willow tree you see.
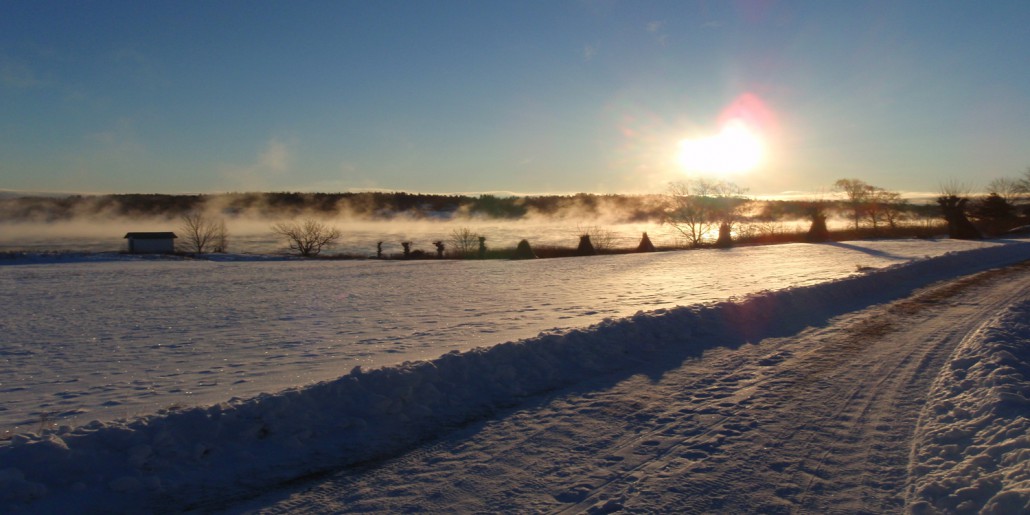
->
[802,201,830,242]
[937,183,981,240]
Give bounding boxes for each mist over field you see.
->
[0,217,682,256]
[0,191,939,255]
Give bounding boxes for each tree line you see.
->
[7,169,1028,257]
[0,187,985,230]
[663,168,1030,248]
[0,192,667,224]
[265,168,1028,257]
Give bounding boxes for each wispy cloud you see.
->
[59,118,149,191]
[258,140,289,172]
[107,47,165,88]
[109,47,147,65]
[646,20,668,45]
[219,138,294,189]
[583,44,598,62]
[85,118,142,148]
[0,57,47,89]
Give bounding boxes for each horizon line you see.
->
[0,187,948,203]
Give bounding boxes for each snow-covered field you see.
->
[1,237,1029,513]
[0,238,1004,435]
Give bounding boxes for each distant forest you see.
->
[0,191,941,224]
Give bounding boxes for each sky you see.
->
[1,1,1028,198]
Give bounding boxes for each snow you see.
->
[0,237,1029,513]
[0,238,1008,435]
[908,296,1030,513]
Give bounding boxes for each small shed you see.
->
[124,232,177,254]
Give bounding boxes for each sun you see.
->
[677,119,765,177]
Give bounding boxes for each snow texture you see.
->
[0,239,1006,435]
[0,239,1028,513]
[908,297,1030,514]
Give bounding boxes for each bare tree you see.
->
[990,169,1030,218]
[711,182,751,246]
[664,181,712,247]
[834,178,874,229]
[865,188,905,231]
[864,188,885,231]
[664,179,749,247]
[986,177,1024,205]
[877,190,907,229]
[448,227,481,258]
[1019,168,1030,215]
[179,211,228,254]
[212,218,228,253]
[1018,168,1030,194]
[271,218,342,257]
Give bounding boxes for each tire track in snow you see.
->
[551,272,1012,514]
[658,262,1030,514]
[223,261,1030,514]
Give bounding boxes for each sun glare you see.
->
[677,119,765,177]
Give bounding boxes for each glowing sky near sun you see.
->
[1,2,1028,197]
[676,93,775,179]
[678,119,765,177]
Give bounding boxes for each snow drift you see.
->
[2,241,1029,513]
[908,297,1030,514]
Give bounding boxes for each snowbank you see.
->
[2,241,1029,513]
[907,298,1030,514]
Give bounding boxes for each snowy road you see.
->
[226,262,1030,514]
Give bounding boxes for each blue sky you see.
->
[2,1,1028,197]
